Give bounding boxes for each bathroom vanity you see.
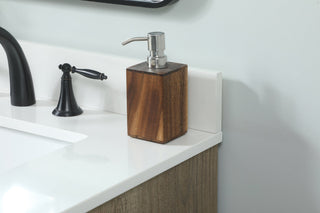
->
[0,41,222,213]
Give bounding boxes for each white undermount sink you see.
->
[0,118,87,175]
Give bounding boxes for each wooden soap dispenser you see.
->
[122,32,188,144]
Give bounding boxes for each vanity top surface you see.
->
[0,95,222,213]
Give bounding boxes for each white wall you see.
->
[1,0,320,212]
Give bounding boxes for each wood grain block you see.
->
[126,62,188,143]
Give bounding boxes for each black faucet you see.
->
[53,63,107,117]
[0,27,35,106]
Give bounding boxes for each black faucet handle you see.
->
[53,63,108,117]
[58,63,108,80]
[72,67,108,80]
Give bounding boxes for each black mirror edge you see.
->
[84,0,178,8]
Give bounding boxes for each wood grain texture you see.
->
[89,145,218,213]
[126,62,188,143]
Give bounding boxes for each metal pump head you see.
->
[122,32,167,69]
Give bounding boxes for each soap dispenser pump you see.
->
[122,32,188,144]
[122,32,167,69]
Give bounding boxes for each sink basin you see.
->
[0,125,86,175]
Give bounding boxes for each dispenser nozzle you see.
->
[121,37,148,46]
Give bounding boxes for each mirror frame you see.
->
[85,0,178,8]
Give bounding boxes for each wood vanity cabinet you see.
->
[89,145,218,213]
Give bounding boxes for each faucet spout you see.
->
[0,27,35,106]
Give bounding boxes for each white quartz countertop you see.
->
[0,95,222,213]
